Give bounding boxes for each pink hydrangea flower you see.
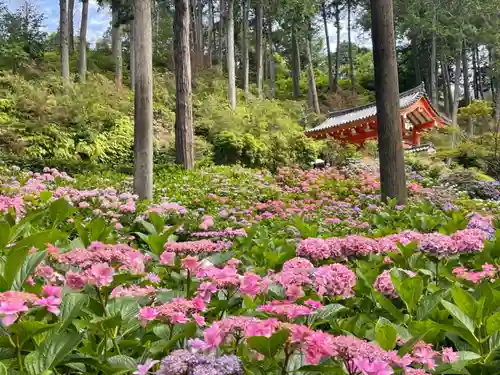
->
[0,300,29,326]
[441,347,459,363]
[139,307,158,327]
[203,322,222,348]
[160,251,175,266]
[353,358,394,375]
[86,263,114,287]
[34,296,61,315]
[193,313,206,326]
[181,256,200,273]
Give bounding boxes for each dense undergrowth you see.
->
[0,69,327,170]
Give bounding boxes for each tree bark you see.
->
[226,0,236,109]
[59,0,70,81]
[68,0,74,55]
[112,0,123,88]
[430,10,437,106]
[463,42,473,137]
[197,0,204,67]
[347,0,355,93]
[448,49,461,166]
[268,17,275,98]
[442,62,451,117]
[477,46,484,99]
[219,0,225,68]
[207,0,214,67]
[334,3,340,92]
[255,0,264,97]
[472,42,478,99]
[134,0,154,200]
[306,36,320,114]
[322,3,334,92]
[370,0,407,204]
[130,19,135,90]
[78,0,89,82]
[241,0,249,101]
[174,0,195,169]
[411,31,421,85]
[291,24,301,99]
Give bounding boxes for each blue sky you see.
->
[5,0,370,50]
[6,0,111,44]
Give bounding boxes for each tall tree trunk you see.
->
[448,49,462,166]
[255,0,264,97]
[207,0,214,67]
[322,3,334,92]
[59,0,70,81]
[430,9,437,106]
[130,19,135,90]
[472,42,479,99]
[219,0,225,68]
[112,0,123,88]
[463,42,473,137]
[134,0,154,200]
[226,0,236,109]
[197,0,204,67]
[68,0,74,55]
[306,35,320,114]
[411,31,421,85]
[489,47,496,100]
[442,61,450,117]
[477,46,484,99]
[241,0,249,101]
[174,0,195,169]
[78,0,89,82]
[442,62,452,117]
[334,4,340,92]
[370,0,407,204]
[347,0,355,93]
[291,24,301,99]
[268,17,275,98]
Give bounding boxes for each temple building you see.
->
[304,84,449,147]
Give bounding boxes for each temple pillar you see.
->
[411,129,420,145]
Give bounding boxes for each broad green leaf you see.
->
[107,355,136,372]
[204,251,236,266]
[106,297,139,322]
[148,212,165,234]
[308,304,347,326]
[373,291,404,322]
[0,362,7,375]
[3,246,30,289]
[442,301,476,337]
[457,351,482,361]
[59,293,89,330]
[417,290,449,320]
[12,250,46,290]
[247,329,290,357]
[24,332,83,375]
[375,319,397,351]
[486,312,500,336]
[49,198,71,224]
[452,287,477,319]
[0,223,11,251]
[397,276,423,313]
[10,321,54,345]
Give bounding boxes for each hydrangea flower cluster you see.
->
[453,264,498,283]
[190,228,247,239]
[197,316,458,372]
[273,259,356,300]
[162,240,232,255]
[298,214,493,261]
[156,350,243,375]
[374,269,416,298]
[56,241,147,274]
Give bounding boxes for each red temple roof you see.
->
[304,84,450,146]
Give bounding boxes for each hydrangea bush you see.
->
[0,165,497,375]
